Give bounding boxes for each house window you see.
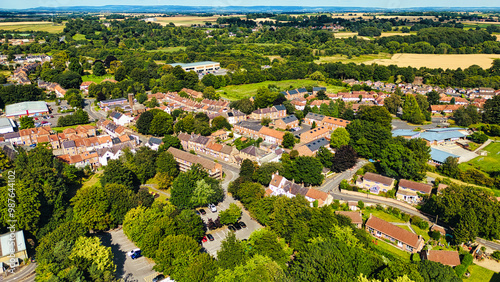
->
[376,231,381,237]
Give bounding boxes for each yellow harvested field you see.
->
[155,15,244,26]
[378,32,414,37]
[0,22,65,33]
[364,53,500,69]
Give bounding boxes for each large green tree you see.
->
[217,232,247,270]
[402,94,425,125]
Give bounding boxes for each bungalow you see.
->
[366,215,425,253]
[421,250,461,267]
[273,115,299,130]
[300,126,330,144]
[305,188,334,207]
[356,172,396,194]
[335,211,363,228]
[167,147,222,179]
[430,104,462,114]
[396,179,432,205]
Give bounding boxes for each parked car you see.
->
[209,203,217,213]
[40,121,48,124]
[131,251,142,259]
[228,225,236,232]
[34,117,39,120]
[202,236,208,243]
[195,210,201,216]
[238,221,247,228]
[233,222,242,230]
[207,234,214,241]
[152,274,165,282]
[29,144,36,148]
[127,249,141,259]
[199,209,206,215]
[50,115,54,118]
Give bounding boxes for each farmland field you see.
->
[315,53,392,64]
[217,79,343,101]
[364,53,500,69]
[460,142,500,173]
[0,22,65,33]
[155,15,244,26]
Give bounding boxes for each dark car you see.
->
[195,210,201,216]
[238,221,247,228]
[199,209,206,215]
[207,234,214,241]
[233,222,242,230]
[228,225,236,232]
[31,256,36,263]
[131,250,142,259]
[152,274,165,282]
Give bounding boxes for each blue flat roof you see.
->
[430,148,459,164]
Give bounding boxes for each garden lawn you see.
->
[82,173,102,189]
[461,142,500,173]
[72,34,87,41]
[411,224,430,242]
[466,264,499,282]
[398,225,413,233]
[373,239,412,262]
[363,209,407,223]
[218,79,344,101]
[82,74,115,83]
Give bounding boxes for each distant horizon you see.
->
[1,1,499,10]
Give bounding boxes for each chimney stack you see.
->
[128,93,134,109]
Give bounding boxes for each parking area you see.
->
[432,143,479,163]
[199,201,262,258]
[100,228,157,282]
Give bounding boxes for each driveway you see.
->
[100,228,157,282]
[293,124,311,139]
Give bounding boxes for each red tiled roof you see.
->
[366,215,421,248]
[399,179,432,194]
[425,250,461,266]
[335,211,363,224]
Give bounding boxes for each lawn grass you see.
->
[0,70,11,77]
[314,53,392,64]
[0,23,65,33]
[398,225,413,233]
[411,224,431,241]
[460,142,500,173]
[218,79,344,101]
[82,74,115,83]
[373,239,412,262]
[52,123,96,133]
[72,34,87,41]
[147,46,185,53]
[364,209,407,223]
[82,173,101,189]
[466,264,499,282]
[426,171,500,197]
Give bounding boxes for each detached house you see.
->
[335,211,363,228]
[421,250,461,267]
[366,215,425,253]
[110,111,134,126]
[356,172,395,194]
[396,179,432,205]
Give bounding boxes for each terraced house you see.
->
[250,105,286,120]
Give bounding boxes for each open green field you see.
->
[218,79,343,101]
[315,53,392,64]
[460,142,500,173]
[72,34,87,41]
[147,46,185,53]
[466,264,499,282]
[82,74,115,83]
[0,22,65,33]
[0,70,11,77]
[155,15,244,26]
[364,209,407,223]
[373,239,412,261]
[426,171,500,197]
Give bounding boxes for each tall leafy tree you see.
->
[402,94,425,124]
[219,203,242,225]
[282,132,295,149]
[330,127,350,149]
[384,94,402,114]
[20,116,35,129]
[453,207,479,244]
[332,145,358,172]
[217,232,247,270]
[100,159,139,190]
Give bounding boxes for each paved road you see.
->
[391,117,446,130]
[318,159,368,193]
[83,98,105,121]
[477,237,500,251]
[100,229,157,282]
[1,262,36,282]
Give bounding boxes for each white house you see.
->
[97,143,135,166]
[110,111,134,126]
[145,137,163,151]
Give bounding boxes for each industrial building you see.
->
[0,118,16,134]
[168,61,220,73]
[5,101,49,118]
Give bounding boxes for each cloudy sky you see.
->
[1,0,498,9]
